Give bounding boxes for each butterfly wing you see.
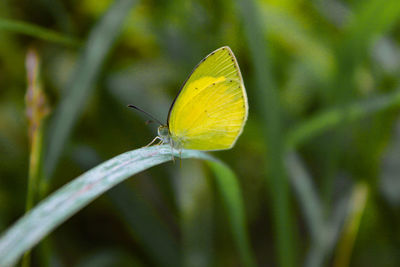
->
[168,46,248,150]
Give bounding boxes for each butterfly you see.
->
[128,46,248,152]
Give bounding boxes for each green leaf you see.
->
[208,161,257,267]
[234,0,297,266]
[285,152,324,242]
[330,0,400,103]
[0,146,211,266]
[0,146,253,267]
[286,90,400,150]
[44,0,137,179]
[0,18,80,46]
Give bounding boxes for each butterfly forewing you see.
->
[168,46,248,151]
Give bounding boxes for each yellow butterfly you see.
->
[129,46,248,151]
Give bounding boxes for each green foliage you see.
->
[235,0,296,266]
[1,0,400,266]
[44,0,138,179]
[0,146,254,266]
[208,161,257,267]
[0,18,79,46]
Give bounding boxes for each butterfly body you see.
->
[157,125,171,145]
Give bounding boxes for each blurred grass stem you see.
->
[333,183,368,267]
[22,129,45,267]
[22,49,49,267]
[236,0,297,266]
[286,89,400,150]
[44,0,137,180]
[208,161,257,267]
[0,18,79,46]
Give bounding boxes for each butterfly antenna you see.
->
[127,104,164,126]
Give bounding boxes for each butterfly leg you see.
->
[156,140,164,145]
[145,136,161,147]
[170,143,175,163]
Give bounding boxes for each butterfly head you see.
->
[158,125,170,144]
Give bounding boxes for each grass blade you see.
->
[285,152,324,242]
[235,0,296,265]
[0,18,79,46]
[286,89,400,149]
[44,0,137,180]
[333,183,369,267]
[23,48,50,267]
[0,146,214,267]
[208,161,257,267]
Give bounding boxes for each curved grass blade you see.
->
[286,89,400,150]
[0,146,210,266]
[285,152,324,242]
[0,146,253,267]
[208,161,257,267]
[0,18,79,46]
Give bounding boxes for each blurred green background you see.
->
[1,0,400,266]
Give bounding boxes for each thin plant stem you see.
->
[333,183,368,267]
[22,49,49,267]
[21,127,46,267]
